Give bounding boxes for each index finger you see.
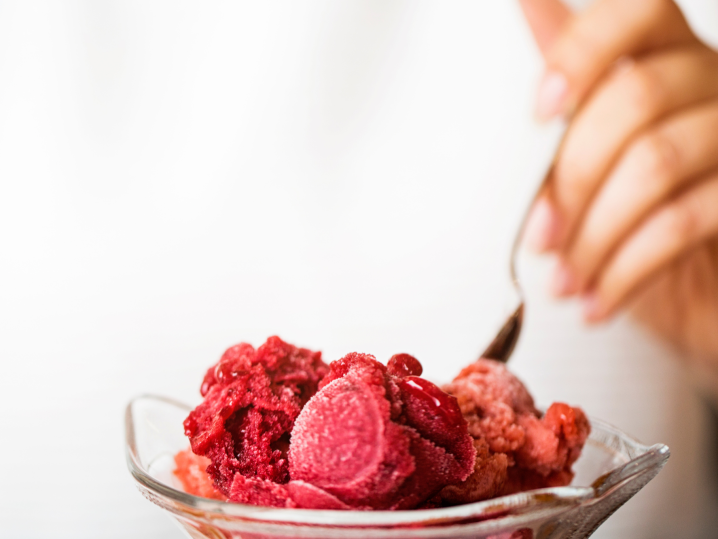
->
[537,0,698,120]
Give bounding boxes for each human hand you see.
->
[520,0,718,360]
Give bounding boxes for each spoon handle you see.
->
[482,119,567,363]
[508,119,567,277]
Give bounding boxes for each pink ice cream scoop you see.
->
[288,352,476,509]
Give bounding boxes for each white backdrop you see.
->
[1,2,717,538]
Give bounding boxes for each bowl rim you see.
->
[125,394,669,528]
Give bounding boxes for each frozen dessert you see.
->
[439,359,590,504]
[176,336,590,510]
[173,448,227,501]
[182,336,328,502]
[289,352,475,509]
[180,338,474,509]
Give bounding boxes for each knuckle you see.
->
[632,132,679,191]
[641,0,692,43]
[664,201,700,244]
[650,0,683,26]
[549,23,599,76]
[644,0,672,21]
[555,153,593,196]
[618,64,665,117]
[563,26,596,61]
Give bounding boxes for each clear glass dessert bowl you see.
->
[125,395,669,539]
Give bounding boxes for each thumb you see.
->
[519,0,573,57]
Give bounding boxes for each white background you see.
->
[1,1,717,538]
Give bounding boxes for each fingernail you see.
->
[523,198,560,252]
[551,260,577,297]
[536,71,568,121]
[582,291,605,322]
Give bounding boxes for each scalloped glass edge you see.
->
[125,394,669,536]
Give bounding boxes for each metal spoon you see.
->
[481,120,566,363]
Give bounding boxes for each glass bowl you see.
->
[125,395,669,539]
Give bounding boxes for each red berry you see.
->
[387,353,423,377]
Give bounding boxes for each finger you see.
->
[558,99,718,295]
[582,172,718,322]
[536,0,697,120]
[519,0,572,56]
[629,243,718,357]
[523,192,561,252]
[548,46,718,253]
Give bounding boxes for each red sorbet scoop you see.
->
[289,353,476,510]
[173,448,227,501]
[183,336,328,502]
[440,358,590,504]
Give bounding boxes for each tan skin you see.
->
[519,0,718,363]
